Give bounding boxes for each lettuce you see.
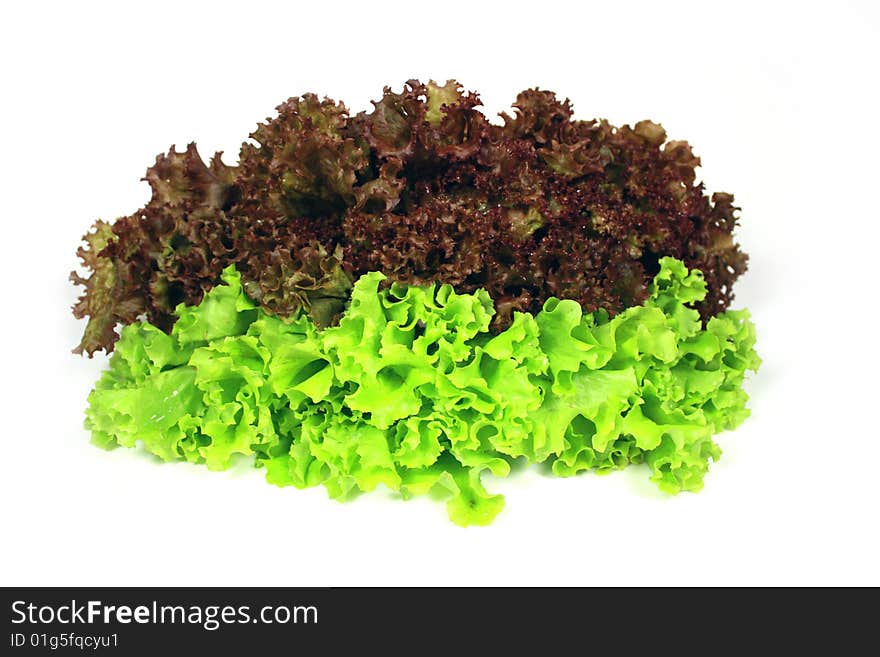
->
[73,82,748,356]
[85,258,759,525]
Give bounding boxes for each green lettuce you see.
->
[85,258,759,525]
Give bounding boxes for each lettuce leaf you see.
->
[85,258,759,525]
[73,82,748,356]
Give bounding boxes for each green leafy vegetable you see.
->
[85,258,759,525]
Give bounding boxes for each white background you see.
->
[1,0,878,586]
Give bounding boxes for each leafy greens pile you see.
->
[73,80,747,356]
[74,81,758,524]
[86,259,758,525]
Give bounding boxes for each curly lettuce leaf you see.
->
[74,82,748,355]
[85,258,759,525]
